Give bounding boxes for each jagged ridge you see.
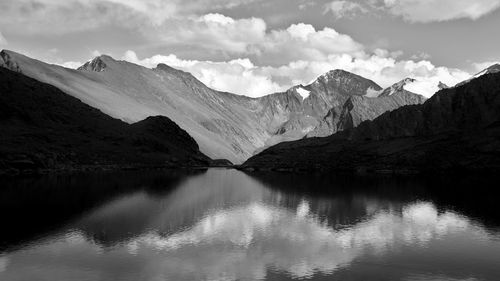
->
[242,71,500,172]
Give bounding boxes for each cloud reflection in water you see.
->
[125,201,484,280]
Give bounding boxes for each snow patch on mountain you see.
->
[380,78,416,97]
[296,87,310,100]
[365,87,382,98]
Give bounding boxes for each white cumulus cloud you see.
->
[154,14,267,54]
[253,23,364,65]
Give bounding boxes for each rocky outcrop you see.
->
[438,81,449,90]
[242,71,500,173]
[0,67,211,174]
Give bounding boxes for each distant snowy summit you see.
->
[378,78,417,97]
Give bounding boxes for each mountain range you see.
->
[242,69,500,173]
[0,50,425,164]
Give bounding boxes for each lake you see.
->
[1,169,499,281]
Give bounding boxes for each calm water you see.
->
[1,169,500,281]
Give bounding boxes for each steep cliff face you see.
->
[0,50,426,163]
[0,67,211,172]
[242,71,500,172]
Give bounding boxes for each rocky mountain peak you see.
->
[314,69,357,83]
[308,69,383,98]
[379,78,416,97]
[155,63,177,72]
[154,63,201,86]
[0,50,22,72]
[438,81,449,90]
[77,55,112,72]
[154,63,193,77]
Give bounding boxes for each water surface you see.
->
[1,169,499,280]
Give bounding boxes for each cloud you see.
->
[0,31,7,45]
[0,0,263,34]
[141,17,363,64]
[324,1,368,18]
[59,61,84,69]
[153,14,267,54]
[252,23,364,65]
[2,1,473,98]
[316,0,500,22]
[8,201,480,281]
[382,0,500,22]
[298,1,316,10]
[0,0,363,62]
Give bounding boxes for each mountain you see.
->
[0,50,425,163]
[456,63,500,87]
[0,67,210,174]
[242,70,500,173]
[254,70,388,150]
[306,78,426,138]
[472,63,500,78]
[438,81,449,90]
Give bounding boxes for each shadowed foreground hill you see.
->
[0,68,210,174]
[242,72,500,173]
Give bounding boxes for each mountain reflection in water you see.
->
[0,169,499,281]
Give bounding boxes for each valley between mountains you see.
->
[1,49,499,173]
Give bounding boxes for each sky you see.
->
[1,0,500,97]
